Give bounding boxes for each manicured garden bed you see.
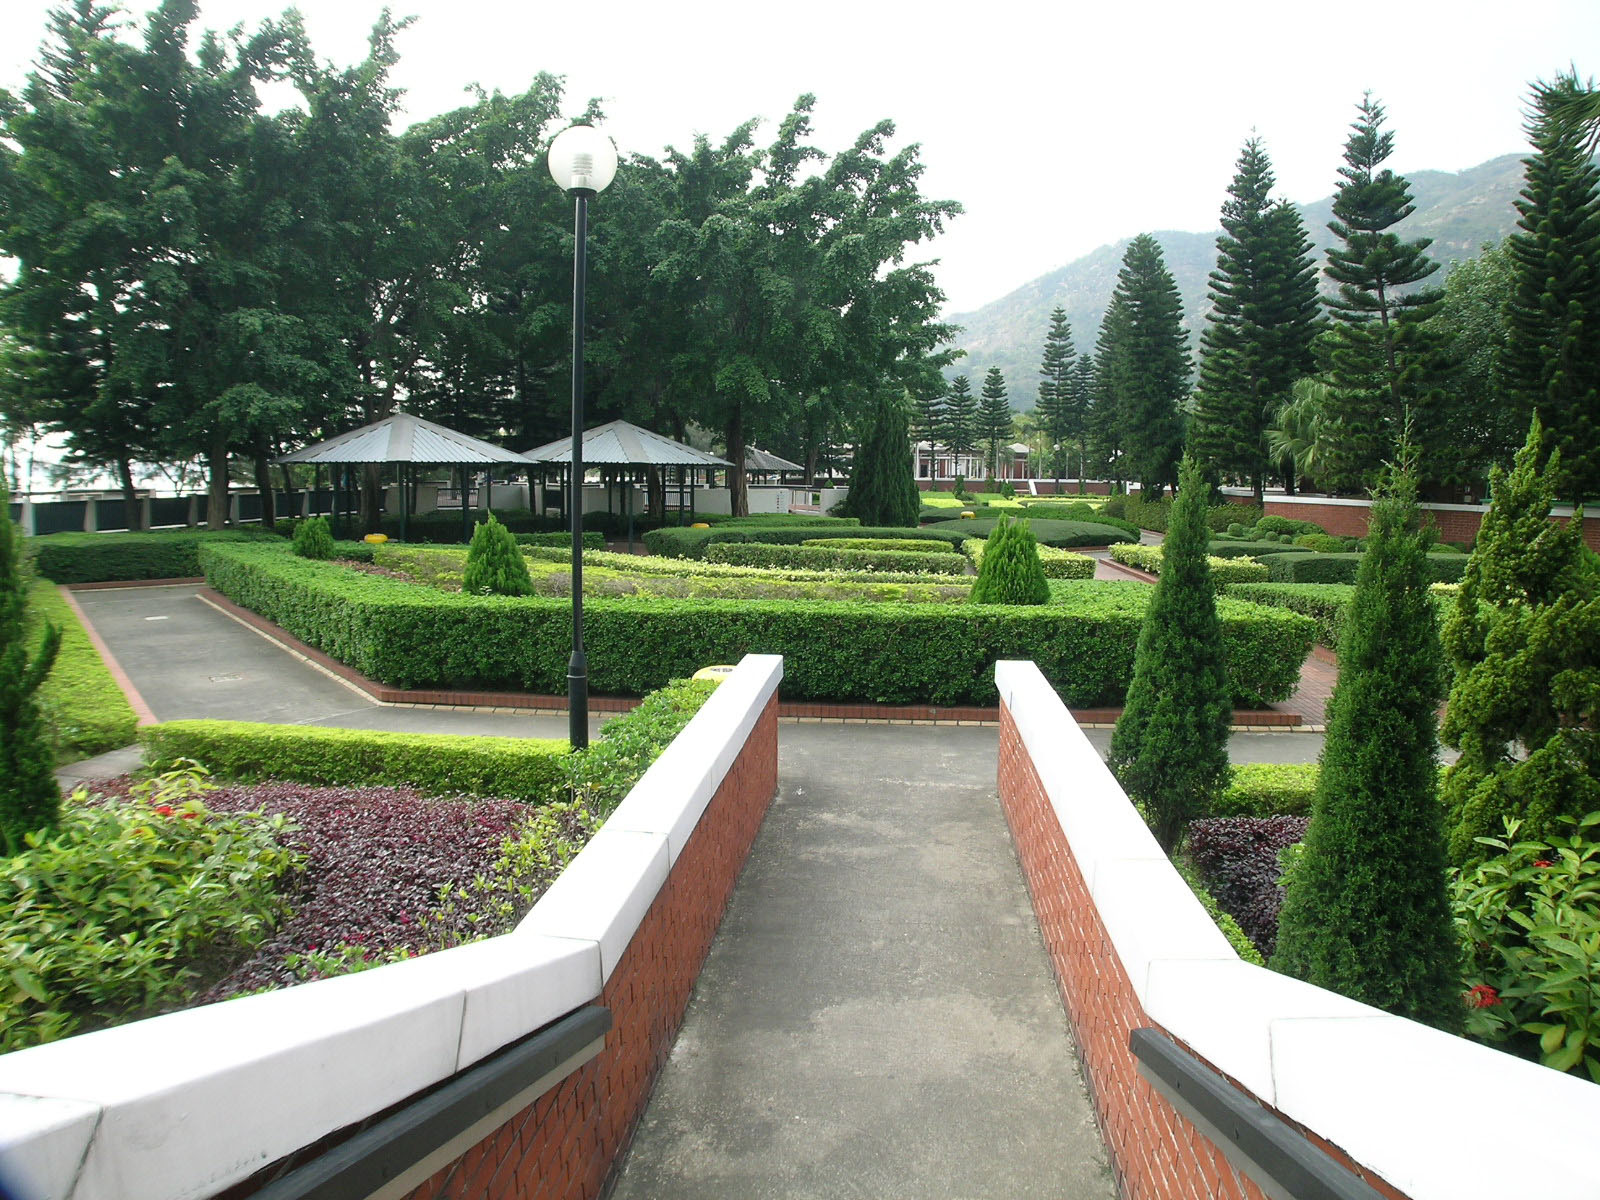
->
[200,541,1315,706]
[29,580,138,762]
[922,516,1136,547]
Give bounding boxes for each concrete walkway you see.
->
[608,723,1114,1200]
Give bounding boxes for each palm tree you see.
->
[1267,378,1338,493]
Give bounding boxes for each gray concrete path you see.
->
[609,723,1115,1200]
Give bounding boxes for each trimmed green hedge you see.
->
[516,531,605,549]
[140,720,570,801]
[1126,495,1262,534]
[1259,551,1469,584]
[30,580,138,762]
[965,538,1094,580]
[644,523,963,560]
[1013,504,1142,541]
[1215,762,1320,818]
[804,537,961,554]
[705,543,968,575]
[1226,583,1354,647]
[199,543,1315,707]
[1206,539,1300,559]
[1110,543,1271,588]
[29,529,282,583]
[922,517,1136,547]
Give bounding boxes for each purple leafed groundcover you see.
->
[94,778,528,999]
[1187,815,1310,960]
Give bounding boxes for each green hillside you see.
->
[949,153,1526,411]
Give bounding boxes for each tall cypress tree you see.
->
[978,366,1011,480]
[839,391,919,526]
[1273,455,1460,1031]
[1090,300,1131,489]
[1108,454,1231,851]
[1504,74,1600,502]
[1108,235,1190,497]
[1036,308,1077,483]
[1069,354,1096,487]
[1321,95,1444,494]
[0,483,60,856]
[943,374,978,467]
[1192,139,1320,501]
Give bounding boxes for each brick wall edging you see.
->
[0,655,785,1200]
[993,659,1600,1200]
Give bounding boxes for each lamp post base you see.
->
[568,650,589,751]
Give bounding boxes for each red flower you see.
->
[180,811,196,820]
[1534,859,1553,868]
[153,805,174,817]
[1466,984,1502,1009]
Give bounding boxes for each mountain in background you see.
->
[947,152,1527,411]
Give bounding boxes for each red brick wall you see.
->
[1228,495,1600,551]
[400,697,779,1200]
[997,703,1415,1200]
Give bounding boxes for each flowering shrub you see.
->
[1186,815,1309,958]
[1,763,300,1052]
[1453,812,1600,1081]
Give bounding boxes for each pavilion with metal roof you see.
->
[278,412,529,541]
[744,445,804,480]
[522,419,731,547]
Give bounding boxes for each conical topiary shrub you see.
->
[969,515,1049,605]
[1,484,61,855]
[292,515,335,560]
[463,514,533,596]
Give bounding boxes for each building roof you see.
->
[745,446,804,473]
[277,412,529,465]
[522,420,731,467]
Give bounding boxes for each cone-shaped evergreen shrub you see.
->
[969,516,1049,605]
[1273,461,1461,1031]
[1440,416,1600,861]
[292,515,335,560]
[463,514,533,596]
[1108,456,1231,851]
[838,393,920,527]
[1,486,61,855]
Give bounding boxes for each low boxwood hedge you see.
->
[804,537,961,554]
[29,529,282,583]
[1225,583,1354,647]
[964,538,1094,580]
[140,720,570,802]
[922,517,1136,547]
[1110,543,1270,588]
[644,523,962,560]
[30,580,138,762]
[705,543,968,575]
[515,531,605,549]
[1215,762,1319,818]
[199,543,1314,707]
[1258,550,1468,584]
[1205,539,1299,559]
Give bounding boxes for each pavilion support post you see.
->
[399,463,408,543]
[461,465,471,544]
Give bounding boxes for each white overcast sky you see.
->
[2,0,1597,315]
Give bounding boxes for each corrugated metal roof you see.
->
[522,420,731,467]
[277,413,529,465]
[745,446,803,473]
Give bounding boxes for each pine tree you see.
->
[943,374,978,466]
[1069,354,1096,488]
[1440,416,1600,861]
[463,513,533,596]
[1,484,60,855]
[1106,235,1190,498]
[292,515,335,560]
[1090,299,1131,489]
[978,367,1011,480]
[839,391,920,526]
[1504,74,1600,502]
[1191,139,1321,501]
[1035,308,1077,484]
[910,386,945,483]
[1321,95,1444,494]
[1273,454,1461,1031]
[1107,455,1231,851]
[969,515,1049,605]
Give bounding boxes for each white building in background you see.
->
[913,441,1031,483]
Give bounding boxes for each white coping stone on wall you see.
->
[0,653,784,1200]
[995,657,1600,1200]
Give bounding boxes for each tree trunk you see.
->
[361,463,383,534]
[206,435,229,530]
[255,452,276,531]
[726,404,748,517]
[117,458,143,531]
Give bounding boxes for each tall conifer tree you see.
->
[1036,308,1077,483]
[1321,96,1444,493]
[1105,235,1189,497]
[1504,74,1600,501]
[839,392,919,526]
[1069,354,1096,487]
[1192,139,1320,501]
[978,367,1011,480]
[943,374,978,467]
[910,385,945,482]
[0,484,59,855]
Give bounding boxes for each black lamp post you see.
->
[548,124,618,751]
